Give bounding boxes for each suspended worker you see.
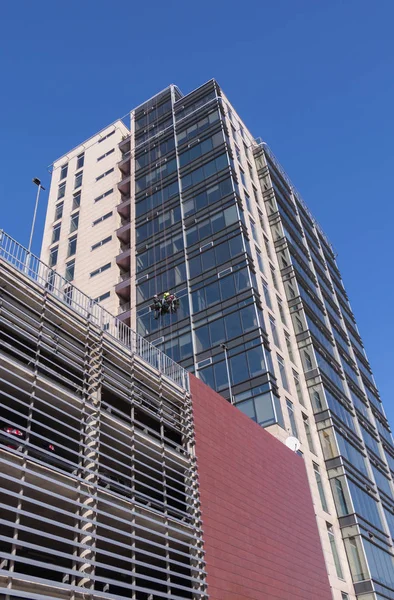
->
[151,292,179,318]
[151,294,162,320]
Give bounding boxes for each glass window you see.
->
[286,399,298,437]
[262,279,272,308]
[72,191,81,210]
[294,314,304,333]
[278,354,289,390]
[345,537,368,582]
[65,259,75,282]
[293,370,304,405]
[277,297,287,325]
[303,350,313,371]
[331,477,349,516]
[70,212,79,233]
[205,280,220,305]
[314,463,328,512]
[240,305,258,332]
[94,188,113,203]
[92,211,112,226]
[269,316,281,348]
[94,291,110,303]
[371,464,392,497]
[254,393,276,426]
[67,235,77,257]
[327,523,344,579]
[195,325,210,353]
[96,167,114,181]
[336,433,368,476]
[237,399,256,421]
[181,154,228,191]
[77,153,84,169]
[363,538,394,589]
[303,414,316,453]
[270,265,279,290]
[52,223,61,243]
[224,313,242,340]
[348,480,383,530]
[246,346,266,378]
[74,171,83,189]
[92,235,112,251]
[285,332,294,363]
[90,263,111,277]
[57,182,66,200]
[60,163,68,180]
[312,388,323,411]
[54,202,63,221]
[49,246,58,267]
[211,318,226,345]
[229,352,248,385]
[256,249,265,274]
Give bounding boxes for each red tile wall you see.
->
[190,375,332,600]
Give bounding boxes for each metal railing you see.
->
[253,139,336,256]
[0,230,189,391]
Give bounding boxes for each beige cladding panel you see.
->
[41,121,129,316]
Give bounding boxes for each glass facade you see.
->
[111,80,394,597]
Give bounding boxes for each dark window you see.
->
[262,279,272,308]
[96,167,114,181]
[94,188,113,203]
[65,259,75,282]
[92,236,112,250]
[94,291,110,302]
[49,246,58,267]
[74,171,83,189]
[54,202,63,221]
[70,213,79,233]
[98,130,115,143]
[52,223,61,243]
[181,154,228,191]
[57,182,66,199]
[90,262,111,277]
[178,131,224,167]
[77,153,84,169]
[286,399,298,437]
[60,163,68,180]
[97,148,115,161]
[93,211,112,226]
[72,191,81,210]
[67,235,77,257]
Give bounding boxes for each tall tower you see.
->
[41,79,394,599]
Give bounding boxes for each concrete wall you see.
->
[191,374,333,600]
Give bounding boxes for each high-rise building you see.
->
[0,233,331,600]
[40,79,394,599]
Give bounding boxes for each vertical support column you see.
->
[180,389,207,599]
[77,321,103,593]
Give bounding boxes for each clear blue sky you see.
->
[0,0,393,427]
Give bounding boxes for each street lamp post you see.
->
[28,178,45,255]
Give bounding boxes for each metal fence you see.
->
[0,230,189,391]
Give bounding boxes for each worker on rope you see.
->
[151,294,163,320]
[151,292,179,318]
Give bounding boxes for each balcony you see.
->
[119,135,131,154]
[117,197,131,219]
[118,175,131,197]
[118,301,131,325]
[118,151,131,176]
[116,246,131,270]
[116,221,131,244]
[115,274,131,299]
